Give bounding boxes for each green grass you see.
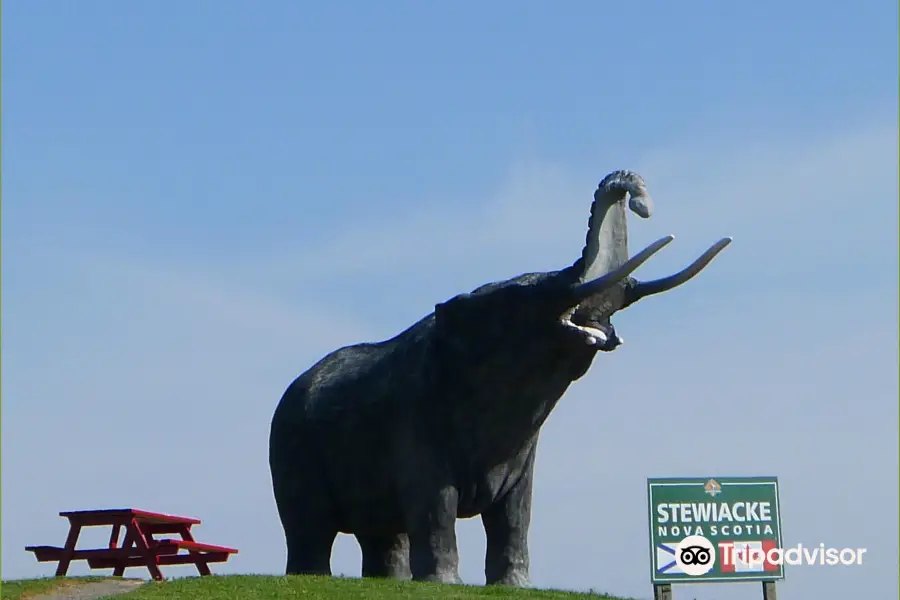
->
[1,576,108,600]
[2,575,638,600]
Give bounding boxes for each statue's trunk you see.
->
[580,199,629,284]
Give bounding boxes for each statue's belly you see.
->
[312,413,408,533]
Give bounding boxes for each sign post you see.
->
[647,476,784,598]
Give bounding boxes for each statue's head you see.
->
[433,170,731,366]
[562,170,731,351]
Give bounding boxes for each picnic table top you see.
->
[59,508,202,525]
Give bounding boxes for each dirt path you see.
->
[24,579,145,600]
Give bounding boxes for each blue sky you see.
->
[2,2,897,599]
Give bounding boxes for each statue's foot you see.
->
[486,568,530,587]
[415,569,463,584]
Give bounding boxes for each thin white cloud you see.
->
[229,117,897,303]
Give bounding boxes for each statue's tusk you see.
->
[571,235,675,301]
[623,237,733,307]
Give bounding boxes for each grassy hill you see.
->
[2,575,639,600]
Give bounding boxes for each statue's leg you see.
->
[481,450,534,586]
[358,533,411,580]
[284,523,337,576]
[405,485,463,584]
[272,462,338,575]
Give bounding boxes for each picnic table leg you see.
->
[177,524,212,576]
[54,522,82,577]
[108,524,122,549]
[112,527,135,577]
[126,519,164,581]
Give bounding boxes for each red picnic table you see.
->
[25,508,238,581]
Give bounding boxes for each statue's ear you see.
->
[434,293,475,331]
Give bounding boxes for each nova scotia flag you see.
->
[656,542,685,575]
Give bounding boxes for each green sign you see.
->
[647,476,784,584]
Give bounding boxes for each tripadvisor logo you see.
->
[672,534,869,576]
[675,535,716,576]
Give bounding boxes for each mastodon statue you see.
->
[269,170,731,586]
